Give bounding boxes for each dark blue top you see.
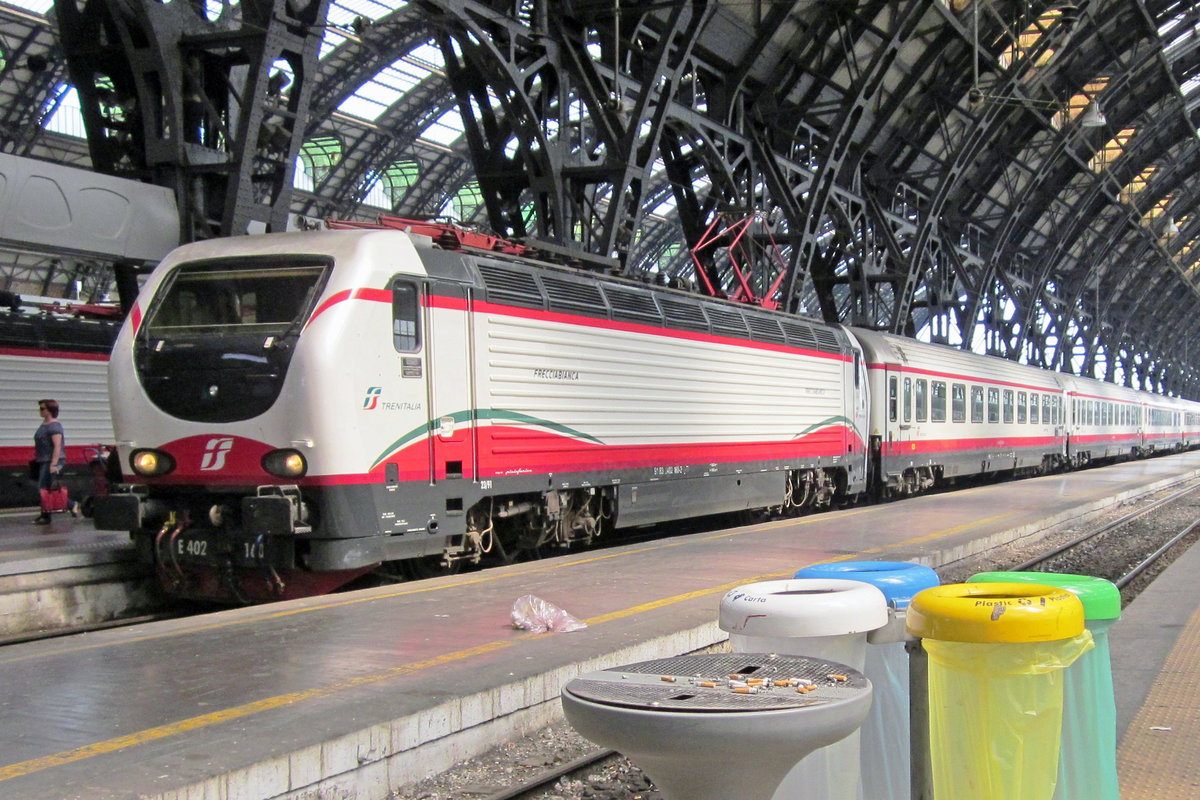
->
[34,420,65,464]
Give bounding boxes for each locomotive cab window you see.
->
[392,280,421,352]
[145,262,329,336]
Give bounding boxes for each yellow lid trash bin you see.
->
[907,583,1094,800]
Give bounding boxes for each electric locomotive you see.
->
[95,223,870,602]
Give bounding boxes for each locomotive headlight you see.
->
[130,448,176,477]
[262,448,307,478]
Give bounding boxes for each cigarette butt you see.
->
[698,681,717,688]
[732,686,759,694]
[828,673,848,682]
[660,675,677,683]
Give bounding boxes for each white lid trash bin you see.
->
[720,578,889,800]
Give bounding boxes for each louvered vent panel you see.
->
[476,263,544,309]
[541,275,608,319]
[660,298,709,332]
[705,306,750,339]
[605,286,663,326]
[745,314,786,344]
[814,326,844,354]
[780,320,819,350]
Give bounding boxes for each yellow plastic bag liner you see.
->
[909,583,1093,800]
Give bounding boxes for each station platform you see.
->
[0,506,147,638]
[1114,511,1200,798]
[0,453,1198,799]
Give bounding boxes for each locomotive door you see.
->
[424,281,476,484]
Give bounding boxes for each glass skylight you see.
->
[3,0,53,14]
[419,108,465,147]
[43,86,83,138]
[333,43,441,123]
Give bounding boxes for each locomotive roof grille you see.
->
[704,306,750,339]
[541,274,608,318]
[779,320,819,350]
[471,258,841,351]
[605,285,664,326]
[744,314,787,344]
[476,263,543,309]
[659,297,709,332]
[814,327,844,353]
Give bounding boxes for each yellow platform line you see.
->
[1116,602,1200,799]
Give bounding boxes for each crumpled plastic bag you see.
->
[510,594,587,633]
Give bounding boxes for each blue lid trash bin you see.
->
[720,578,889,800]
[795,561,940,800]
[968,571,1121,800]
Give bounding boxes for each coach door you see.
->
[885,366,913,457]
[424,281,476,485]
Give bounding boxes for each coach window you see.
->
[889,376,897,422]
[1044,395,1052,425]
[1030,393,1039,424]
[971,386,984,423]
[1002,390,1014,424]
[392,280,421,352]
[916,379,928,422]
[952,384,966,423]
[988,388,1000,423]
[903,377,912,423]
[932,381,947,422]
[1017,392,1027,424]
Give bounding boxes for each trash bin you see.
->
[561,652,873,800]
[719,578,889,800]
[794,561,940,800]
[906,582,1094,800]
[968,571,1121,800]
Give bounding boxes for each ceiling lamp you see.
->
[1079,101,1107,127]
[1164,216,1180,235]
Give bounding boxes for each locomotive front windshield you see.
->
[136,258,331,423]
[145,265,326,336]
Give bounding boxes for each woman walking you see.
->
[32,398,79,524]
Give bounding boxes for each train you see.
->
[0,292,119,508]
[91,219,1200,603]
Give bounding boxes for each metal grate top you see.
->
[563,652,868,713]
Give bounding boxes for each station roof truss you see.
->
[0,0,1199,395]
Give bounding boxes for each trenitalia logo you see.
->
[363,386,382,410]
[199,437,235,471]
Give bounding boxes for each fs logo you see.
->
[199,437,235,471]
[363,386,382,410]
